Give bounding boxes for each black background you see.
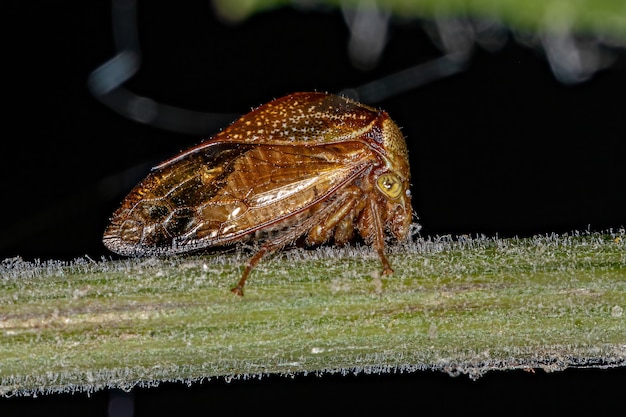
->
[2,1,625,415]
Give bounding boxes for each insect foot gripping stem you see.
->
[230,246,271,296]
[103,92,413,295]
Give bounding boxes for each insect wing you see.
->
[103,140,376,255]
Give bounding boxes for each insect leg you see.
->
[230,189,358,296]
[368,198,394,276]
[306,186,361,245]
[230,245,275,296]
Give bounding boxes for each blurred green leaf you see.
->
[212,0,626,39]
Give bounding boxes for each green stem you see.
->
[1,231,625,396]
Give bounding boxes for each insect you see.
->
[103,92,413,295]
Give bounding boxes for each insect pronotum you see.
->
[103,92,413,295]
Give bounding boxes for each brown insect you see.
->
[103,92,413,295]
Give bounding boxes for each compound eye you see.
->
[376,173,403,199]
